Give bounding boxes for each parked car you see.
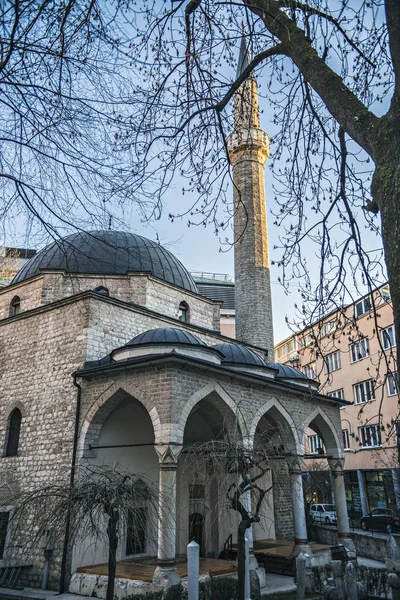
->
[309,503,337,524]
[360,508,400,534]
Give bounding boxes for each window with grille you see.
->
[354,380,375,404]
[324,351,341,374]
[387,373,398,396]
[382,326,396,350]
[350,338,370,362]
[9,296,20,317]
[342,430,350,450]
[0,512,9,559]
[355,297,371,318]
[308,435,324,454]
[5,408,21,457]
[303,363,316,379]
[358,424,381,448]
[328,389,345,401]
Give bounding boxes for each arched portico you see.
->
[176,386,244,561]
[252,398,303,550]
[304,407,354,551]
[73,387,159,574]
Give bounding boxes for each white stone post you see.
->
[288,458,311,556]
[187,541,199,600]
[153,445,181,587]
[357,469,369,516]
[245,537,251,600]
[328,458,355,553]
[296,553,306,600]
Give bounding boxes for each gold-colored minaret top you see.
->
[228,35,274,358]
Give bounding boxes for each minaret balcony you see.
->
[227,128,270,162]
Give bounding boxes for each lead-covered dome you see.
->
[213,342,267,367]
[127,328,206,347]
[11,230,198,293]
[267,363,309,380]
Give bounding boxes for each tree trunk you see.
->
[106,509,119,600]
[237,520,250,600]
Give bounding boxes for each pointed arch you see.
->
[78,382,160,458]
[303,406,342,459]
[249,397,300,453]
[177,382,246,442]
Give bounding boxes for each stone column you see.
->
[153,445,181,587]
[392,469,400,510]
[357,469,369,516]
[328,458,355,552]
[288,458,311,556]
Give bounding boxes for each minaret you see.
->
[228,35,274,358]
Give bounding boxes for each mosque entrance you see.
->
[189,512,205,556]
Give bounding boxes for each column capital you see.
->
[328,457,345,474]
[287,455,304,474]
[154,443,182,465]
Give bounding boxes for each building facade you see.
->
[0,39,348,595]
[274,284,399,516]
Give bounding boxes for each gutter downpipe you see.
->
[59,374,82,593]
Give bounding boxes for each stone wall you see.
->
[0,272,220,332]
[310,524,390,562]
[0,298,91,589]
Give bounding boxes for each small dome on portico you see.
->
[112,327,223,365]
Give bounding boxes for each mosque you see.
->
[0,39,349,594]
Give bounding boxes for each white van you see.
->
[310,503,337,524]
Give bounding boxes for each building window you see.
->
[394,421,400,447]
[354,380,375,404]
[328,389,345,401]
[323,320,336,336]
[342,429,350,451]
[387,373,398,396]
[126,507,147,555]
[0,512,10,559]
[303,363,316,379]
[308,435,324,454]
[359,424,381,448]
[355,297,371,318]
[4,408,22,457]
[381,285,391,303]
[178,301,189,323]
[93,286,110,297]
[9,296,20,317]
[189,484,205,500]
[350,338,370,363]
[301,333,313,348]
[324,350,341,374]
[382,325,396,350]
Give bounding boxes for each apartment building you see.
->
[275,283,399,516]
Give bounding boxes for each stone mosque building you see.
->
[0,39,348,593]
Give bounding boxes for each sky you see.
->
[4,4,386,346]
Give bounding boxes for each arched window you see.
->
[9,296,20,317]
[178,301,189,323]
[93,286,110,297]
[5,408,22,457]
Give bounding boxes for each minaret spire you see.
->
[228,32,274,358]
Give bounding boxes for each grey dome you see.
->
[11,230,198,293]
[213,343,267,367]
[268,363,308,380]
[127,328,206,347]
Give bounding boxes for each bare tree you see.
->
[8,464,158,600]
[119,2,399,374]
[0,1,158,243]
[181,437,293,600]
